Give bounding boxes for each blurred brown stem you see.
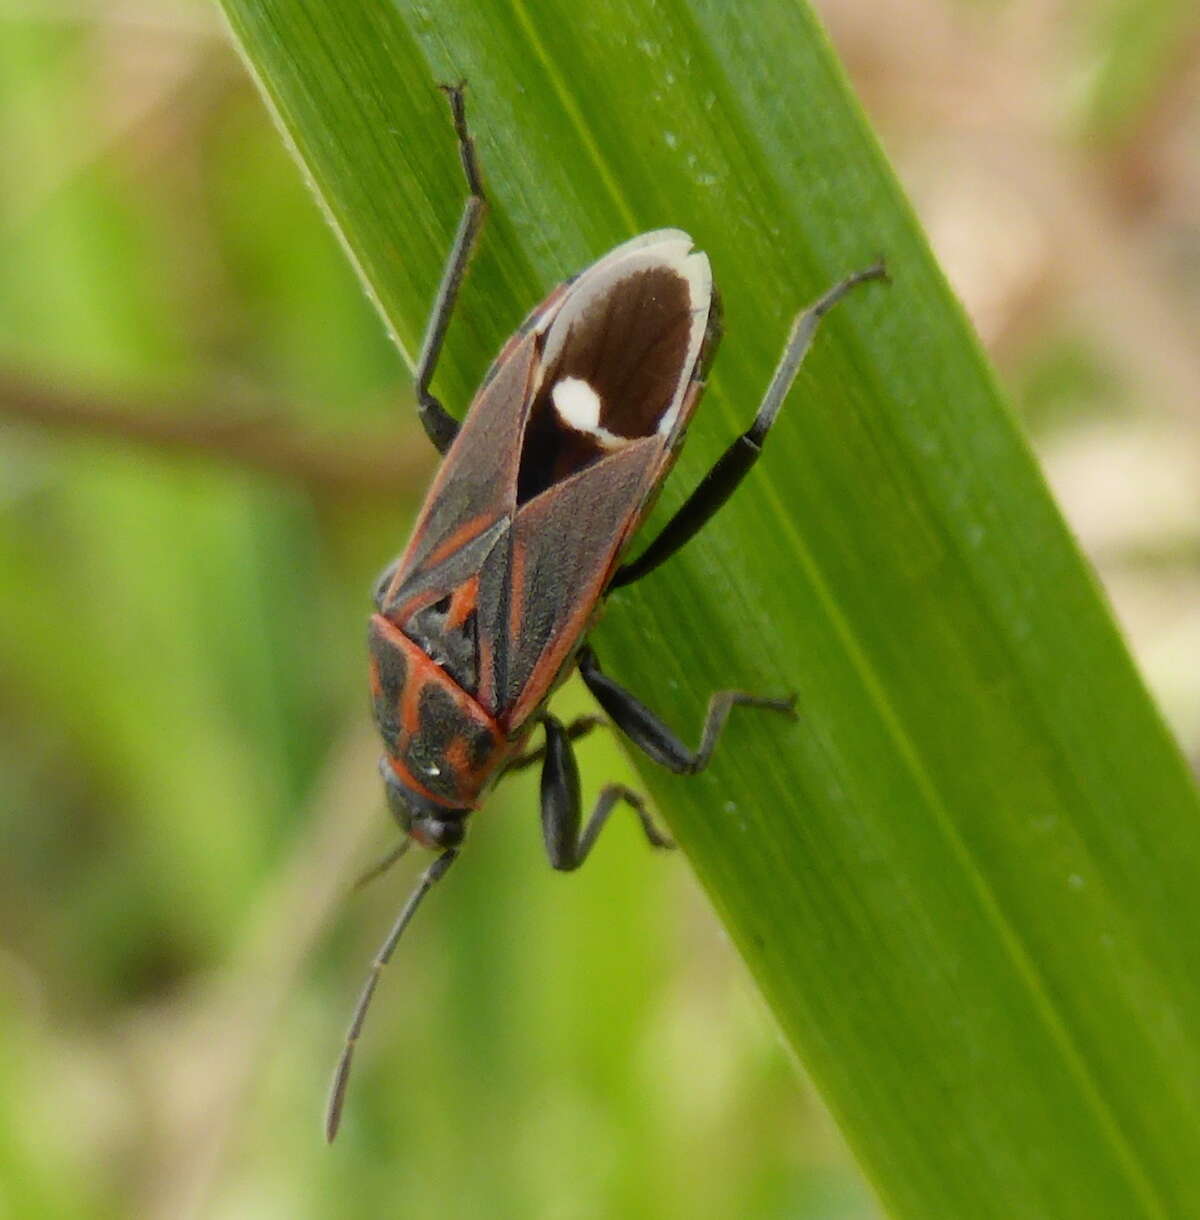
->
[0,370,433,496]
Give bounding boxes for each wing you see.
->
[379,229,716,725]
[502,436,664,725]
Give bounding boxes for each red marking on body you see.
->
[489,328,526,370]
[424,512,494,570]
[443,737,470,783]
[370,615,509,807]
[532,280,568,322]
[400,669,423,737]
[384,752,461,809]
[385,588,430,630]
[507,533,526,648]
[509,591,603,729]
[446,575,478,631]
[477,633,497,714]
[443,734,492,788]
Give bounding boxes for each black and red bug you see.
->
[326,84,885,1140]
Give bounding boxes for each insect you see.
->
[326,84,885,1140]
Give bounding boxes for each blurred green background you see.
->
[1,2,1197,1218]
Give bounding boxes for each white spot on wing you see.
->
[552,377,631,449]
[538,229,715,443]
[552,376,601,431]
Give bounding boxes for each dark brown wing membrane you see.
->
[546,262,694,437]
[516,264,695,502]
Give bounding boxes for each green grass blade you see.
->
[215,2,1200,1215]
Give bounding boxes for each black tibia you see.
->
[577,646,796,774]
[610,261,887,589]
[505,715,606,775]
[415,83,489,455]
[539,714,673,871]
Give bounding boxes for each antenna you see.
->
[325,848,459,1142]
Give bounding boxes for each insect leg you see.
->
[504,714,607,776]
[609,261,887,589]
[540,713,673,870]
[577,646,795,774]
[413,83,490,455]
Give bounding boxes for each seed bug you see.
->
[327,83,885,1140]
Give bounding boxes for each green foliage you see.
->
[3,2,1198,1217]
[218,1,1200,1216]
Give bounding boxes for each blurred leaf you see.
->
[1078,0,1200,142]
[216,2,1200,1217]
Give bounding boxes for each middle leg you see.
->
[538,713,673,871]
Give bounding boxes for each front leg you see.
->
[539,714,673,871]
[414,83,490,454]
